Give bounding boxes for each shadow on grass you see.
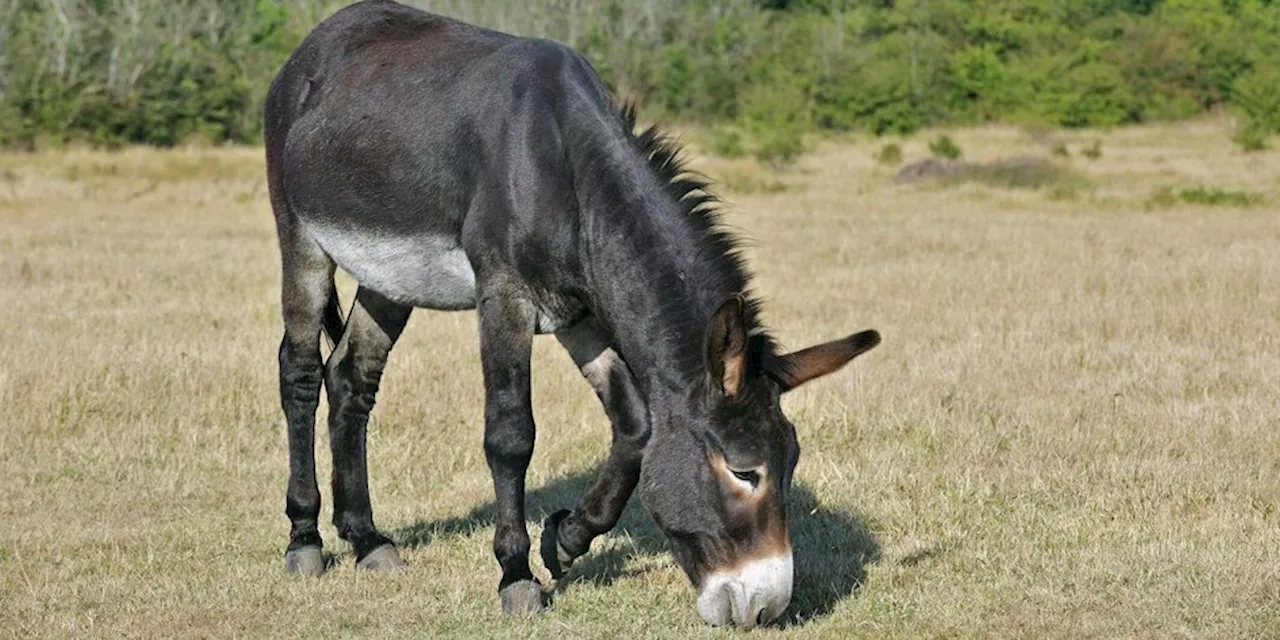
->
[388,469,878,627]
[389,467,665,589]
[781,487,880,626]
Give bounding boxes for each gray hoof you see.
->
[499,579,547,615]
[285,546,325,577]
[356,544,406,572]
[540,509,577,580]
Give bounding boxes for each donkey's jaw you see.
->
[695,552,793,628]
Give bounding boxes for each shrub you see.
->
[2,0,1280,148]
[813,30,941,136]
[874,143,904,165]
[1232,123,1269,152]
[739,73,809,166]
[751,126,807,166]
[948,44,1025,122]
[1232,69,1280,135]
[1053,61,1140,128]
[1082,140,1103,160]
[929,135,963,160]
[708,127,747,159]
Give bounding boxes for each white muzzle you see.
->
[695,552,794,628]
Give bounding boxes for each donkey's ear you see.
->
[705,296,749,400]
[769,329,880,392]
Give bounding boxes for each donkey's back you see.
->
[265,0,610,311]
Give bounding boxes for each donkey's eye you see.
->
[730,469,760,489]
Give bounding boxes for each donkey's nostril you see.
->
[696,582,735,626]
[753,598,786,627]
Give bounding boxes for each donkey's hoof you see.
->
[540,509,575,580]
[499,580,547,615]
[284,546,325,577]
[356,544,405,572]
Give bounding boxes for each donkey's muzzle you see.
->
[695,551,793,628]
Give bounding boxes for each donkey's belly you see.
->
[307,224,476,310]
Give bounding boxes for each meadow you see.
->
[1,119,1278,638]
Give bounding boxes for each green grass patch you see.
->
[702,123,805,167]
[960,158,1084,191]
[719,171,791,195]
[1147,186,1266,209]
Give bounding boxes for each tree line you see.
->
[2,0,1280,150]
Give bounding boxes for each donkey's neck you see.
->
[570,126,754,397]
[579,192,719,396]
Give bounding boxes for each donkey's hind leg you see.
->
[277,231,339,577]
[324,286,412,570]
[541,316,651,579]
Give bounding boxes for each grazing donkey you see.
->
[265,0,879,628]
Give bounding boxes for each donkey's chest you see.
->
[307,223,477,310]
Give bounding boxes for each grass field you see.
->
[2,120,1278,638]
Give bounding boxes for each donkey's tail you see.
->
[321,282,346,351]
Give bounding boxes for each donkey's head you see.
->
[639,296,880,628]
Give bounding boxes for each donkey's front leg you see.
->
[542,316,651,579]
[476,292,546,614]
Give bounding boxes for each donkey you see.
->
[265,0,879,628]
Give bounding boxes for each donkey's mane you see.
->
[616,104,788,379]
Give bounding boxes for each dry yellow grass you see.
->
[2,119,1278,638]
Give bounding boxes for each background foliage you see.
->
[3,0,1280,148]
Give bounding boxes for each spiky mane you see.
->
[616,104,788,378]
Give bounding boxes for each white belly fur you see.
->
[306,222,477,310]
